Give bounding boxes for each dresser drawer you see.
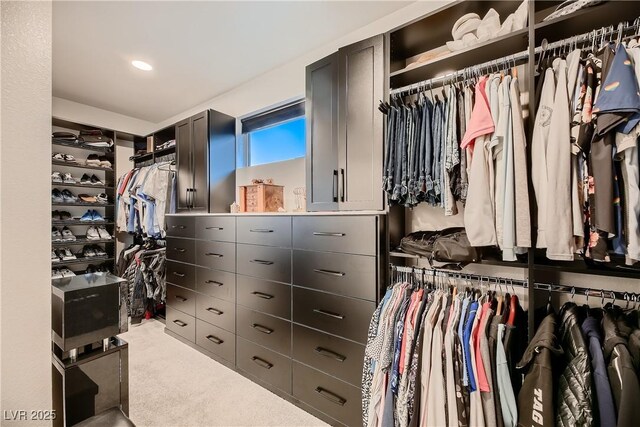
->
[195,216,236,242]
[237,244,291,283]
[293,216,377,256]
[237,216,291,248]
[293,362,361,427]
[166,237,195,264]
[237,275,291,320]
[196,267,236,302]
[166,261,196,290]
[196,294,235,333]
[293,250,377,301]
[166,216,195,238]
[196,319,235,363]
[237,337,291,393]
[195,240,236,272]
[237,306,291,356]
[166,307,195,343]
[293,324,365,386]
[293,287,374,344]
[166,284,197,316]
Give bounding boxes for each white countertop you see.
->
[166,210,388,216]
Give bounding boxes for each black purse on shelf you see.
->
[399,227,479,265]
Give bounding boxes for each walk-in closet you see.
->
[2,1,640,426]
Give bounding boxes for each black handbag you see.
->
[399,227,479,264]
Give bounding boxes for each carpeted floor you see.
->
[121,319,328,427]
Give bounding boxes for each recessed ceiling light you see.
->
[131,60,152,71]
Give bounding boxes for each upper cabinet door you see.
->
[176,117,192,211]
[337,34,384,211]
[191,111,209,211]
[306,53,339,212]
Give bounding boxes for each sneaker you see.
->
[80,210,94,221]
[90,175,104,186]
[51,250,60,261]
[61,189,77,203]
[52,189,64,203]
[80,174,91,185]
[51,269,64,279]
[86,226,100,240]
[96,193,109,204]
[92,245,107,256]
[52,210,62,220]
[97,226,111,239]
[51,172,63,183]
[82,245,96,258]
[59,211,72,220]
[59,268,76,278]
[60,247,76,261]
[61,227,76,241]
[98,156,112,168]
[63,173,76,184]
[86,264,98,274]
[91,210,104,221]
[63,154,77,163]
[86,154,101,166]
[52,227,62,241]
[53,249,65,262]
[52,153,65,162]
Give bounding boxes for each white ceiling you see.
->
[53,1,410,123]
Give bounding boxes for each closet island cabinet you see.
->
[306,34,385,212]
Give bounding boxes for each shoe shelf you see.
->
[51,256,114,267]
[52,237,114,247]
[52,219,113,226]
[52,202,114,207]
[51,181,114,190]
[52,160,113,172]
[52,138,114,153]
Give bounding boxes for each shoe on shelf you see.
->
[90,174,104,186]
[59,211,72,220]
[61,226,76,242]
[52,153,65,162]
[63,154,77,163]
[96,193,109,204]
[91,210,104,221]
[97,226,111,239]
[86,226,100,240]
[86,154,101,166]
[63,173,76,184]
[52,227,62,241]
[98,156,112,168]
[82,245,96,258]
[98,262,111,273]
[61,189,77,203]
[52,189,64,203]
[51,172,63,183]
[52,210,61,220]
[51,250,60,261]
[80,210,94,221]
[59,268,76,278]
[80,174,91,185]
[53,249,65,262]
[92,245,107,257]
[51,269,64,279]
[60,247,76,261]
[85,264,98,274]
[79,194,97,203]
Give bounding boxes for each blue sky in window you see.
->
[249,117,305,166]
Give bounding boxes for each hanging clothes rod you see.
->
[390,18,640,96]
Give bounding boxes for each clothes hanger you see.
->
[546,284,554,315]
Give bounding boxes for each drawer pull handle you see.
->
[174,248,187,253]
[205,227,224,230]
[172,272,185,278]
[175,295,187,302]
[250,259,274,265]
[313,309,345,320]
[171,225,186,229]
[252,291,274,300]
[314,347,346,362]
[173,319,187,327]
[312,232,346,237]
[205,253,223,258]
[250,229,274,233]
[206,335,224,345]
[251,323,274,334]
[206,307,224,315]
[205,280,223,287]
[251,356,273,369]
[313,268,346,277]
[315,387,346,406]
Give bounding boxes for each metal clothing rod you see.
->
[391,264,528,287]
[390,18,640,96]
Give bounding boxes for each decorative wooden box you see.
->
[239,184,284,212]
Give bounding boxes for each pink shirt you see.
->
[474,302,492,392]
[461,75,495,149]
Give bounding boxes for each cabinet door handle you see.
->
[250,259,274,265]
[173,248,186,253]
[172,272,185,278]
[251,323,274,334]
[312,232,345,237]
[340,168,345,202]
[333,169,338,202]
[185,189,191,209]
[313,308,345,320]
[315,387,346,406]
[251,356,273,370]
[205,253,223,258]
[206,307,224,315]
[252,291,274,300]
[205,280,223,287]
[314,347,346,362]
[313,268,346,277]
[173,319,187,327]
[171,225,186,230]
[250,229,274,233]
[205,226,223,230]
[174,295,187,302]
[206,335,223,345]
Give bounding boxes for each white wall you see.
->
[0,1,53,422]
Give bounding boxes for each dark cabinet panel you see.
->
[236,216,292,248]
[195,240,236,273]
[195,294,235,333]
[306,53,339,211]
[176,118,192,211]
[338,35,384,211]
[196,267,236,302]
[166,284,197,317]
[292,216,378,256]
[166,261,196,290]
[166,237,195,265]
[191,112,208,211]
[195,216,236,242]
[236,306,291,356]
[166,216,195,238]
[196,319,235,363]
[236,244,291,284]
[166,307,195,343]
[237,275,291,320]
[237,337,291,394]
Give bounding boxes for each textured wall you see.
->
[1,1,53,422]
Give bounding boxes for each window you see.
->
[239,101,305,167]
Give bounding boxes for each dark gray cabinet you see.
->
[305,34,385,212]
[176,110,236,212]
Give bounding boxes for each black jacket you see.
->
[517,313,563,427]
[603,307,640,427]
[556,303,594,426]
